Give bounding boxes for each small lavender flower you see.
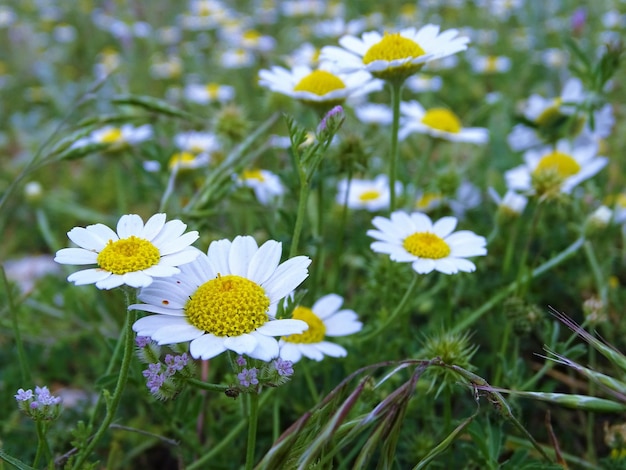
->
[136,336,152,348]
[237,368,259,388]
[15,388,33,401]
[317,105,345,135]
[272,358,294,377]
[15,386,62,421]
[164,353,189,376]
[236,355,247,367]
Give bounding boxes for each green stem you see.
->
[33,421,50,468]
[388,81,403,212]
[359,274,421,343]
[158,165,179,213]
[1,266,31,383]
[245,392,260,470]
[188,390,274,470]
[514,202,543,295]
[185,379,230,393]
[302,362,321,403]
[583,240,608,310]
[289,173,310,258]
[449,236,585,336]
[72,293,137,470]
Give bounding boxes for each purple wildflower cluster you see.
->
[142,352,190,397]
[15,386,62,421]
[233,355,295,393]
[237,368,259,388]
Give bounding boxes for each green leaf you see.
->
[0,449,37,470]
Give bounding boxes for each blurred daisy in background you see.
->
[131,236,311,361]
[470,54,512,74]
[354,102,392,125]
[368,211,487,275]
[174,131,220,155]
[488,188,528,217]
[405,73,443,93]
[258,63,383,110]
[321,25,469,81]
[505,140,608,196]
[279,293,362,362]
[184,82,235,104]
[336,175,400,212]
[55,213,200,290]
[399,101,489,144]
[71,124,153,150]
[508,77,613,151]
[236,168,285,205]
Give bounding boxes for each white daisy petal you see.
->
[224,334,258,355]
[228,236,259,277]
[133,314,187,336]
[263,256,311,303]
[300,344,325,361]
[315,342,347,358]
[117,214,144,239]
[95,275,126,290]
[325,311,363,336]
[66,227,105,251]
[67,268,111,285]
[248,332,279,361]
[247,240,282,285]
[412,258,436,274]
[278,342,303,363]
[55,248,99,265]
[122,271,154,288]
[256,319,308,336]
[86,223,119,243]
[141,213,166,240]
[159,231,199,255]
[207,239,232,275]
[312,294,343,319]
[190,334,228,360]
[152,323,205,344]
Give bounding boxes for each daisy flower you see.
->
[235,168,285,205]
[507,78,613,151]
[258,63,383,109]
[130,236,311,361]
[488,188,528,217]
[174,131,220,155]
[279,293,362,362]
[320,25,469,81]
[184,82,235,104]
[54,214,200,290]
[168,152,210,171]
[368,211,487,275]
[336,174,400,212]
[399,100,489,143]
[71,124,153,150]
[504,140,608,196]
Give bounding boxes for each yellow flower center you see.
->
[99,128,123,144]
[169,152,196,170]
[421,108,462,133]
[242,169,265,182]
[243,30,261,43]
[97,236,161,274]
[403,232,451,259]
[293,70,346,96]
[185,274,270,336]
[283,306,326,344]
[206,83,221,99]
[358,189,382,202]
[485,56,499,73]
[415,192,443,210]
[363,33,425,64]
[533,151,581,179]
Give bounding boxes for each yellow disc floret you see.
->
[99,127,123,144]
[169,152,197,170]
[403,232,451,259]
[283,306,326,344]
[363,32,425,79]
[533,151,581,179]
[363,33,425,64]
[293,70,346,96]
[359,190,382,202]
[242,169,265,182]
[421,108,462,133]
[97,236,161,274]
[185,275,270,336]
